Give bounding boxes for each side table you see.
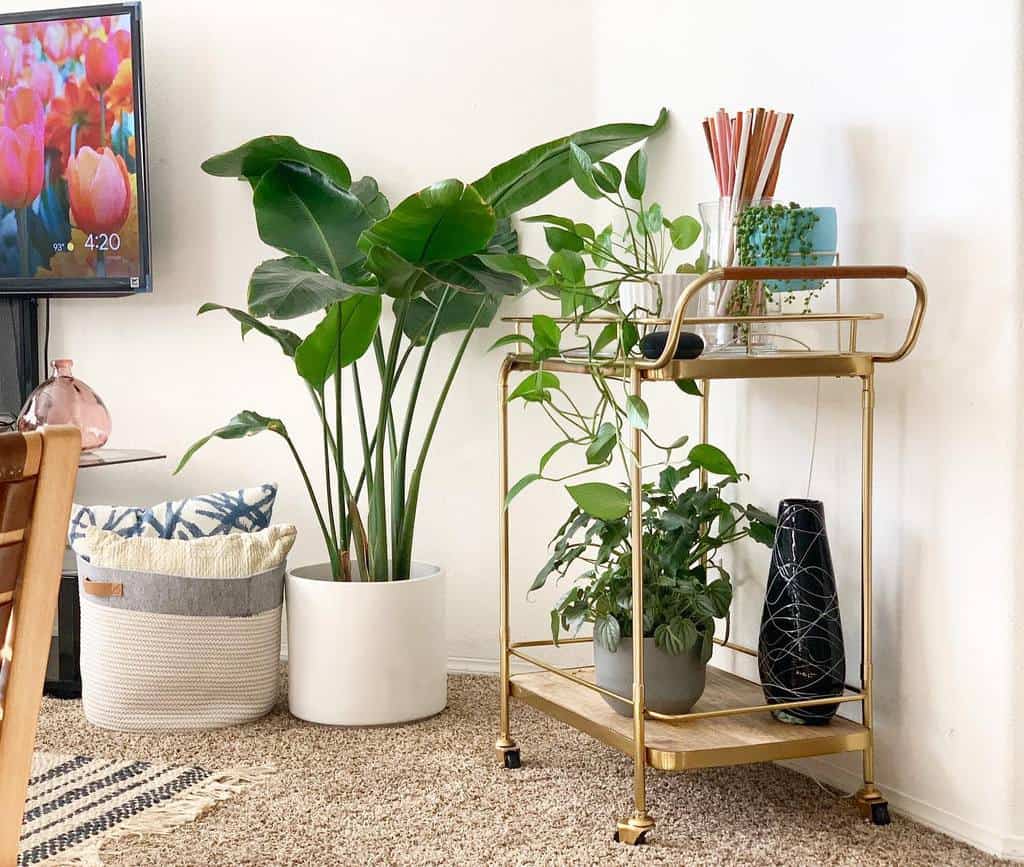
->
[44,448,165,699]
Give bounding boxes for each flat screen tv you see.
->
[0,2,150,296]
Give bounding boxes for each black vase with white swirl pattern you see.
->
[758,499,844,725]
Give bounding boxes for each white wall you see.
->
[591,0,1024,855]
[37,0,1023,857]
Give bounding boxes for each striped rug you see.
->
[19,752,271,865]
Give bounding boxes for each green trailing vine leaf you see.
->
[688,443,738,476]
[567,482,630,521]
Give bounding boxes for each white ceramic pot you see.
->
[619,274,699,332]
[285,562,446,725]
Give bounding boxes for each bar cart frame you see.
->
[494,265,927,844]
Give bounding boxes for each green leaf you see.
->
[489,333,535,353]
[508,370,560,402]
[472,108,669,218]
[359,179,495,263]
[349,175,390,220]
[253,163,371,277]
[401,286,499,346]
[544,226,584,253]
[573,222,595,241]
[593,321,618,355]
[621,320,639,355]
[669,215,701,251]
[592,161,621,193]
[487,217,518,253]
[626,395,649,429]
[688,443,738,477]
[532,314,561,353]
[363,246,435,299]
[548,250,586,285]
[521,213,576,230]
[539,439,572,473]
[699,628,714,663]
[294,296,382,388]
[639,203,663,235]
[675,378,702,396]
[477,253,548,286]
[201,135,351,188]
[175,410,286,474]
[247,256,369,320]
[505,472,541,507]
[591,224,614,268]
[567,482,630,521]
[568,141,602,199]
[594,614,621,652]
[706,578,733,618]
[625,148,648,199]
[748,520,776,547]
[425,256,523,296]
[551,608,561,644]
[197,303,300,357]
[585,422,618,465]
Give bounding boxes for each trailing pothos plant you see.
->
[533,453,776,658]
[174,109,668,581]
[496,142,706,517]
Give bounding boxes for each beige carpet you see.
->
[33,672,1004,866]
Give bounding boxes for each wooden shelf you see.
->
[509,666,869,771]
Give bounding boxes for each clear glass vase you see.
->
[17,359,111,451]
[697,198,779,353]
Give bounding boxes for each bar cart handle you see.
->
[652,265,928,372]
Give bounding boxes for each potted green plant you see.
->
[532,452,775,715]
[175,110,668,726]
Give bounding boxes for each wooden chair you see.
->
[0,427,79,866]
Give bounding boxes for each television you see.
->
[0,2,150,296]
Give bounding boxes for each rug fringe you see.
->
[47,766,275,866]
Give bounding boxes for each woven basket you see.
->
[77,556,284,731]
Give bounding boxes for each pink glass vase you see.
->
[17,359,112,451]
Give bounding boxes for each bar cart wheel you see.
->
[500,748,521,769]
[869,802,891,826]
[613,820,653,846]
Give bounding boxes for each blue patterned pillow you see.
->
[69,484,278,554]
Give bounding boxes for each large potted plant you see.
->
[175,111,668,725]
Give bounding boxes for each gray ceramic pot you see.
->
[594,636,707,717]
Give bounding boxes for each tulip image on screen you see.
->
[0,13,140,280]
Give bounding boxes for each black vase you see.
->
[758,499,844,725]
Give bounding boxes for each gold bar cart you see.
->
[495,265,927,844]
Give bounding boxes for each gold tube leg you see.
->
[495,358,519,768]
[616,368,654,844]
[853,374,889,825]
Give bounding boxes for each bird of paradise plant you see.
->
[175,110,669,581]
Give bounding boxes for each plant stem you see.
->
[392,286,452,578]
[334,311,348,562]
[284,432,339,578]
[369,304,408,581]
[396,303,484,580]
[318,386,339,555]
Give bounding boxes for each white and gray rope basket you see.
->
[77,557,284,732]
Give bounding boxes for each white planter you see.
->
[285,562,446,725]
[619,274,699,330]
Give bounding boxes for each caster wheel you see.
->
[870,802,891,826]
[613,828,650,845]
[503,749,521,769]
